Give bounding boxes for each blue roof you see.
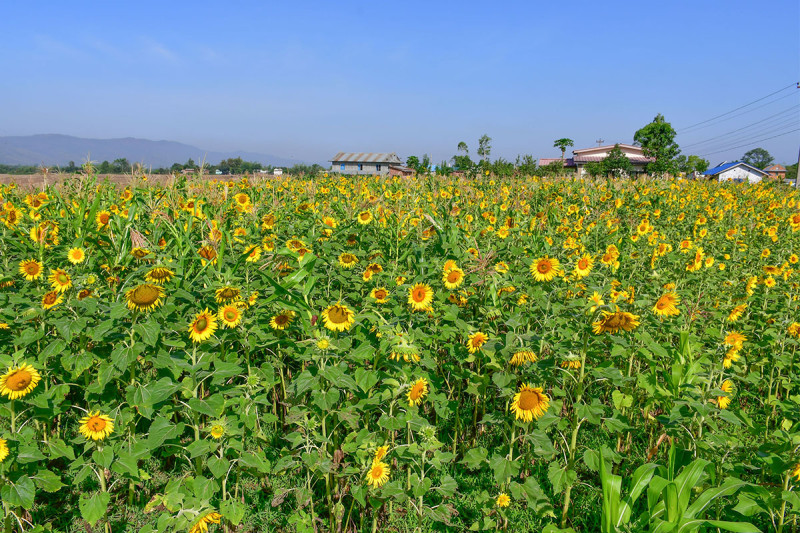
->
[703,161,767,176]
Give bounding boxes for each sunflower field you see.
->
[0,169,799,533]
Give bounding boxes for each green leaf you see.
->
[239,451,271,473]
[31,469,65,493]
[489,453,520,485]
[79,491,111,527]
[461,447,488,469]
[547,461,576,495]
[1,474,36,509]
[208,456,230,478]
[221,499,247,525]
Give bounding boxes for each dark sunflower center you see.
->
[327,306,348,323]
[99,214,109,224]
[518,390,540,411]
[447,272,460,283]
[224,310,237,321]
[7,370,31,391]
[88,416,106,431]
[413,288,426,302]
[375,290,387,299]
[131,285,159,306]
[43,292,57,304]
[26,264,38,275]
[220,288,238,299]
[275,314,289,325]
[578,259,588,269]
[410,383,425,400]
[537,261,551,274]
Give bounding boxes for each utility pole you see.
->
[796,82,800,188]
[596,138,604,147]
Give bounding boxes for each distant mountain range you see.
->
[0,134,305,168]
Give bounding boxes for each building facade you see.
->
[572,144,652,177]
[330,152,404,176]
[764,164,787,180]
[703,161,768,183]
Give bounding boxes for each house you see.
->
[572,144,653,177]
[388,165,414,177]
[703,161,768,183]
[538,157,576,168]
[330,152,403,175]
[764,164,786,180]
[538,144,653,176]
[273,168,283,176]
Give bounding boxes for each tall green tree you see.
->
[406,156,420,173]
[675,155,710,174]
[633,113,680,175]
[741,147,774,169]
[602,144,633,177]
[477,134,492,162]
[515,154,538,175]
[553,138,574,160]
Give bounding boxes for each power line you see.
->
[679,82,797,132]
[693,119,800,154]
[680,104,800,149]
[679,91,798,134]
[698,128,800,157]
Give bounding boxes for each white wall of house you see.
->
[718,166,764,183]
[332,162,390,175]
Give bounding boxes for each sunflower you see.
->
[510,384,550,422]
[652,292,680,317]
[494,261,509,274]
[19,259,43,281]
[188,511,222,533]
[145,267,175,284]
[792,463,800,482]
[42,290,63,310]
[0,438,8,463]
[723,349,740,369]
[560,359,581,369]
[48,268,72,293]
[270,310,296,330]
[189,309,218,343]
[573,255,594,279]
[79,411,114,441]
[215,286,241,304]
[592,308,640,335]
[67,247,86,264]
[322,303,355,332]
[366,460,390,488]
[357,211,373,225]
[467,331,488,354]
[717,380,733,409]
[530,256,562,282]
[407,378,429,406]
[338,253,359,269]
[509,350,537,366]
[443,267,465,290]
[788,322,800,338]
[370,287,390,303]
[727,304,747,322]
[130,247,151,260]
[95,210,111,229]
[198,245,218,264]
[374,445,389,463]
[125,284,165,313]
[245,245,262,262]
[209,421,226,439]
[724,331,746,350]
[496,493,511,508]
[0,363,41,399]
[408,283,434,312]
[219,305,243,328]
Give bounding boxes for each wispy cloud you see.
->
[141,37,179,63]
[33,34,84,59]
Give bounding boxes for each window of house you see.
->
[376,164,382,171]
[340,164,345,170]
[358,164,363,171]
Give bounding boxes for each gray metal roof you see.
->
[330,152,403,163]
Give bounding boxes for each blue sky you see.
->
[1,1,798,165]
